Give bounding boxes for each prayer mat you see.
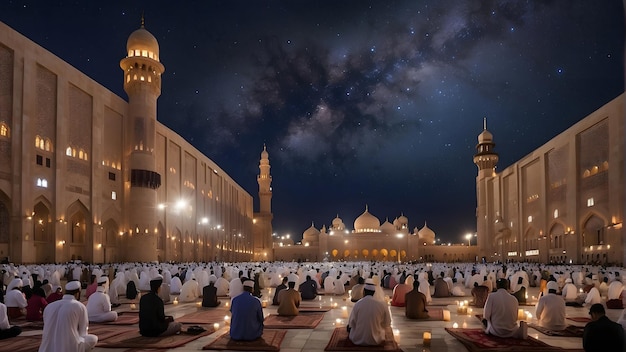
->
[202,329,287,351]
[324,327,402,352]
[263,312,324,329]
[445,328,581,352]
[178,308,231,324]
[89,324,139,342]
[96,326,214,348]
[567,317,591,323]
[0,335,42,352]
[14,320,45,329]
[529,323,584,337]
[298,305,333,312]
[93,312,140,325]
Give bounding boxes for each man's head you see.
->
[150,275,163,293]
[547,281,558,293]
[496,278,509,290]
[65,280,81,298]
[97,276,108,286]
[364,283,376,296]
[413,280,420,290]
[288,281,296,289]
[589,303,606,321]
[243,279,254,292]
[282,277,288,284]
[358,277,364,285]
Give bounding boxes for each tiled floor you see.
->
[22,285,620,351]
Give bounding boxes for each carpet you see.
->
[263,312,324,329]
[14,320,45,329]
[528,323,584,337]
[178,309,230,324]
[567,317,591,323]
[96,326,214,348]
[89,325,142,342]
[93,312,140,325]
[202,329,287,351]
[324,327,402,351]
[299,305,332,312]
[445,328,578,352]
[0,335,41,352]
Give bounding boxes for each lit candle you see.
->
[526,312,533,319]
[213,323,220,330]
[341,306,349,318]
[196,301,202,307]
[393,329,400,343]
[262,300,268,308]
[462,321,467,328]
[452,322,458,328]
[335,318,342,326]
[224,315,230,325]
[467,308,473,315]
[423,331,431,347]
[130,303,136,310]
[442,309,451,321]
[517,308,525,321]
[333,302,338,308]
[173,298,178,305]
[225,301,230,308]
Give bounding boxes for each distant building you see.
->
[0,21,274,263]
[475,94,625,265]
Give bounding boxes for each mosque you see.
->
[0,20,623,266]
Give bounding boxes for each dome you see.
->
[354,206,380,232]
[331,215,345,230]
[418,222,436,243]
[126,26,160,59]
[397,213,408,227]
[380,219,395,234]
[303,223,320,238]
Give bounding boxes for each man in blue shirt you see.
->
[230,279,263,341]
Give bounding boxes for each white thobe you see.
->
[347,295,391,346]
[179,280,200,302]
[229,278,243,298]
[4,289,27,308]
[535,293,566,330]
[484,288,524,338]
[215,277,229,296]
[39,295,98,352]
[86,287,117,323]
[608,281,624,300]
[561,283,578,300]
[584,287,602,305]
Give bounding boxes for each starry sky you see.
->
[1,1,623,244]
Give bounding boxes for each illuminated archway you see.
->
[332,249,338,257]
[371,249,379,258]
[362,249,369,257]
[380,248,388,258]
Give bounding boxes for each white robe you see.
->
[347,295,391,345]
[484,288,525,338]
[86,287,117,323]
[179,280,200,302]
[39,295,98,352]
[215,277,229,296]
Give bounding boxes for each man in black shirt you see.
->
[139,275,182,337]
[299,275,318,300]
[583,303,624,352]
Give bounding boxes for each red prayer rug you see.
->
[445,328,583,352]
[324,327,402,352]
[178,308,231,324]
[92,311,140,325]
[263,312,324,329]
[96,326,214,348]
[0,335,41,352]
[202,329,287,351]
[528,323,584,338]
[299,305,333,312]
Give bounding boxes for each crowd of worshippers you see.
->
[2,261,626,350]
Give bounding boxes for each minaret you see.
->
[120,19,165,262]
[473,118,498,261]
[253,145,273,260]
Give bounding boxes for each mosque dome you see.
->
[331,215,345,230]
[397,213,408,228]
[303,223,320,238]
[354,206,380,233]
[126,25,160,61]
[418,222,436,244]
[380,219,395,234]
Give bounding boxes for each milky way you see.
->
[1,1,623,242]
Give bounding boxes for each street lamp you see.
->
[465,233,472,246]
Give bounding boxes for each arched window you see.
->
[44,139,52,152]
[0,123,9,137]
[66,147,72,156]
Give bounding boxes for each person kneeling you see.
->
[139,275,182,337]
[347,283,391,346]
[277,280,300,316]
[483,278,527,339]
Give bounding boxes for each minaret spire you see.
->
[141,12,145,28]
[483,117,487,130]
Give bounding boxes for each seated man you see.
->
[512,276,527,304]
[86,276,118,323]
[230,280,264,341]
[561,278,578,302]
[214,273,230,297]
[39,281,98,351]
[26,287,48,322]
[202,279,221,307]
[483,278,527,339]
[139,276,182,337]
[179,277,200,302]
[432,272,451,298]
[0,301,21,340]
[277,280,301,316]
[391,275,412,307]
[405,280,429,319]
[471,282,490,308]
[535,281,566,330]
[5,278,27,319]
[350,277,365,302]
[583,303,624,352]
[299,275,318,300]
[347,282,392,345]
[272,277,288,306]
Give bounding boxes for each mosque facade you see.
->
[0,21,273,264]
[475,94,625,266]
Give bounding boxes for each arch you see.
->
[582,214,605,247]
[0,122,9,137]
[380,248,388,258]
[371,249,378,258]
[33,202,51,242]
[548,222,565,249]
[362,249,369,257]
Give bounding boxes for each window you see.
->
[553,209,559,219]
[528,216,533,223]
[0,122,9,137]
[111,191,117,200]
[108,172,116,181]
[66,147,72,156]
[36,178,48,188]
[36,155,43,165]
[587,198,595,207]
[46,158,51,168]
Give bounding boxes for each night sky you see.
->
[1,1,623,244]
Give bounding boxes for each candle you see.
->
[225,301,230,308]
[393,329,400,343]
[452,322,458,328]
[462,321,467,328]
[526,312,533,319]
[196,301,202,307]
[423,331,431,347]
[341,306,349,318]
[517,308,525,321]
[213,323,220,330]
[318,295,322,301]
[442,309,451,321]
[335,318,342,326]
[468,308,473,315]
[262,300,268,308]
[333,302,338,308]
[130,303,136,310]
[224,315,230,326]
[173,298,178,305]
